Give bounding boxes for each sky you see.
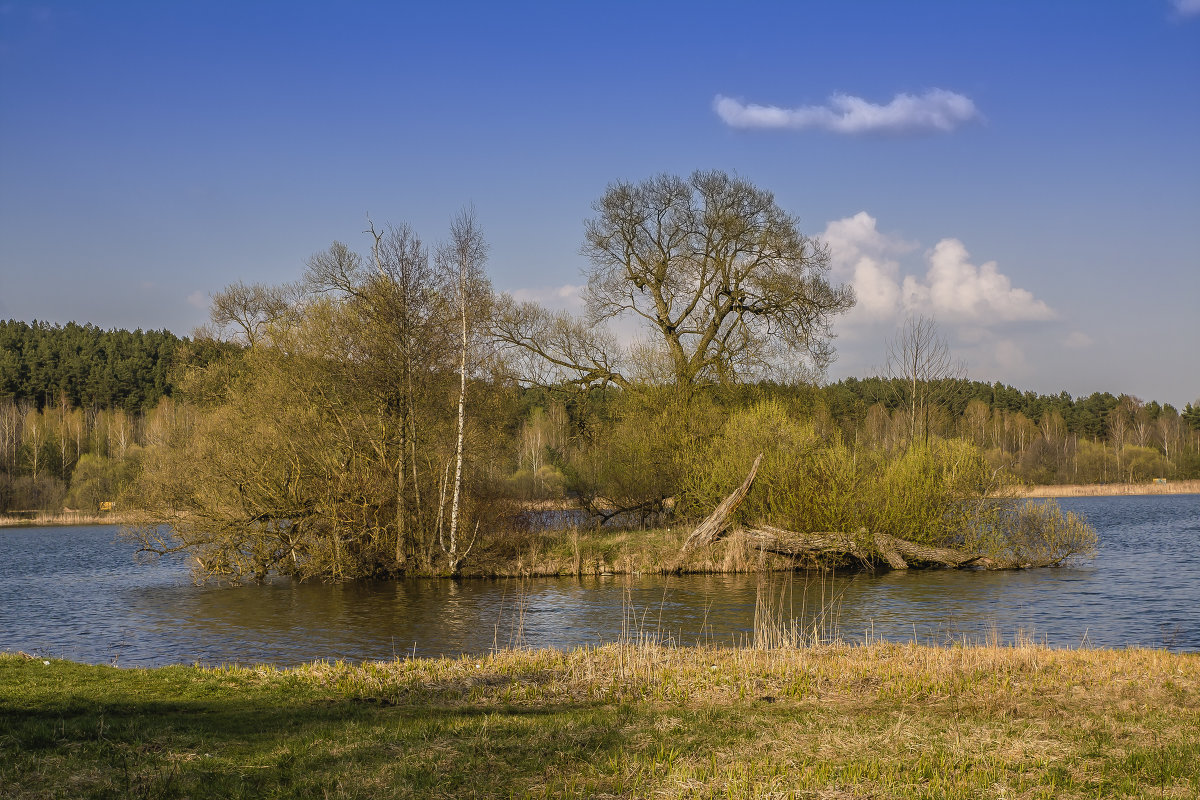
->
[1,1,1197,406]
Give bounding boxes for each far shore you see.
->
[0,511,140,529]
[1020,479,1200,498]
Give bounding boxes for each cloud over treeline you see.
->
[822,212,1053,324]
[507,283,584,309]
[714,89,981,134]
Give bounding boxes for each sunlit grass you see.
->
[467,524,776,578]
[3,639,1197,798]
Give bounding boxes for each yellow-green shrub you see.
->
[681,400,1096,566]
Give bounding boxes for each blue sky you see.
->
[2,1,1197,406]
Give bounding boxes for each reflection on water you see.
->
[1,494,1197,666]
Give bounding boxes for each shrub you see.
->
[966,500,1097,566]
[681,400,1095,567]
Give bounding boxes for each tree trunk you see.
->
[673,453,762,571]
[446,285,468,570]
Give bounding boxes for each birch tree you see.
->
[436,209,491,573]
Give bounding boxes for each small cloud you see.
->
[507,283,584,310]
[186,290,209,310]
[1064,331,1093,349]
[714,89,981,135]
[1170,0,1200,18]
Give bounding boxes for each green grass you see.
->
[3,642,1198,798]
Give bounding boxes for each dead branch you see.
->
[672,453,762,572]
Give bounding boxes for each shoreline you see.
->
[0,511,139,528]
[1020,479,1200,498]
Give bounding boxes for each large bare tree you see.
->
[495,170,854,389]
[209,281,295,347]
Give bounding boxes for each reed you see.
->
[1022,479,1200,498]
[0,511,137,528]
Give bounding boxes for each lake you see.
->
[1,494,1197,666]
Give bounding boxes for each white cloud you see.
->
[821,213,1054,325]
[821,212,913,320]
[902,239,1054,322]
[186,290,208,310]
[822,211,916,268]
[1064,331,1093,349]
[1170,0,1200,18]
[714,89,981,134]
[507,283,584,310]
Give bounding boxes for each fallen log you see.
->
[878,532,1004,569]
[740,526,1016,569]
[742,525,872,564]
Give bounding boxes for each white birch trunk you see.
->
[447,272,468,557]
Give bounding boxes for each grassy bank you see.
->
[2,642,1197,799]
[462,524,768,578]
[1021,480,1200,498]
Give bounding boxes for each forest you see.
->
[2,172,1197,581]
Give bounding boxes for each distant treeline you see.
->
[0,320,235,513]
[821,377,1198,442]
[1,318,1199,515]
[0,320,186,412]
[4,318,1196,440]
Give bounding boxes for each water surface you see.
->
[1,494,1196,666]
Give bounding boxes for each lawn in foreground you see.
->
[2,641,1197,799]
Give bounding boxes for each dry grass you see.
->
[462,524,782,578]
[294,636,1197,714]
[6,639,1195,798]
[259,640,1200,798]
[1021,480,1200,498]
[0,511,138,528]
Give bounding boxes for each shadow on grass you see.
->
[1,663,639,799]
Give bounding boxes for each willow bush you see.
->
[557,387,724,525]
[967,500,1097,567]
[128,284,514,582]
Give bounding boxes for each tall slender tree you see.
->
[436,209,491,573]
